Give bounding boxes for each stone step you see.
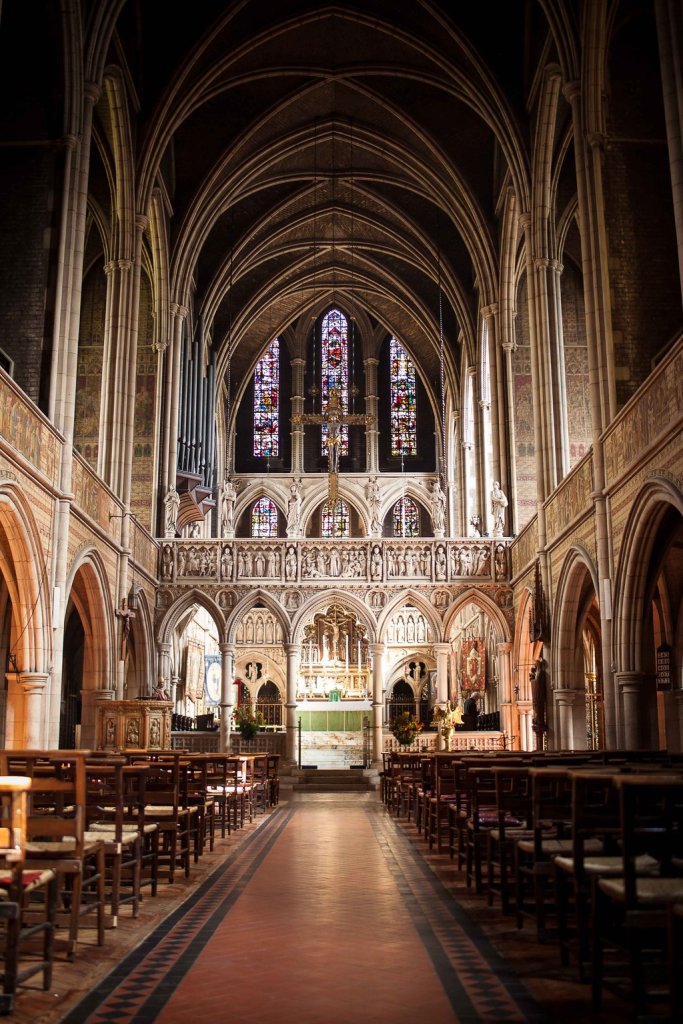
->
[292,768,379,792]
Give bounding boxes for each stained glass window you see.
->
[253,338,279,457]
[321,309,349,457]
[393,496,419,537]
[251,497,278,537]
[321,499,349,538]
[390,337,417,456]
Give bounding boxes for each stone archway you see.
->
[613,479,683,750]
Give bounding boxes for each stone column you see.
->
[370,643,385,767]
[497,642,515,748]
[616,671,648,750]
[9,672,48,749]
[285,643,300,766]
[290,358,306,475]
[364,357,379,473]
[157,642,172,691]
[163,304,188,499]
[219,642,235,752]
[563,79,617,749]
[434,642,450,751]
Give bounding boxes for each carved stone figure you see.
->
[164,486,180,538]
[435,543,447,581]
[366,476,382,535]
[221,545,233,580]
[161,544,173,580]
[431,477,446,537]
[491,481,508,537]
[286,479,302,537]
[285,545,297,580]
[221,476,237,537]
[370,544,382,581]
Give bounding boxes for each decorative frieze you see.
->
[157,537,511,589]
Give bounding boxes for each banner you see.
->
[205,654,221,705]
[185,641,204,702]
[461,639,485,692]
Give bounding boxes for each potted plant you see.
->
[390,710,423,747]
[232,704,264,740]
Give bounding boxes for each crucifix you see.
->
[293,389,374,505]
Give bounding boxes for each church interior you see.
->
[0,0,683,1020]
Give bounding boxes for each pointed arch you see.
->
[442,587,511,645]
[613,476,683,673]
[156,589,226,647]
[291,590,377,645]
[377,589,442,645]
[0,482,52,674]
[227,589,291,647]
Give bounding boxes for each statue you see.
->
[370,544,382,581]
[164,485,180,538]
[221,476,237,537]
[366,476,382,535]
[431,477,446,537]
[285,545,297,580]
[491,481,508,537]
[287,479,302,537]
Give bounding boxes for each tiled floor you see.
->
[11,792,628,1023]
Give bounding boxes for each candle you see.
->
[345,635,349,668]
[357,639,361,669]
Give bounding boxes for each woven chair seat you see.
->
[555,853,659,877]
[599,876,683,906]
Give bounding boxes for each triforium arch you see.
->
[551,545,601,752]
[0,483,52,749]
[226,590,291,648]
[377,589,442,646]
[613,476,683,750]
[443,588,512,648]
[156,590,226,650]
[63,548,116,749]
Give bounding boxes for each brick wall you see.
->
[560,265,592,465]
[74,264,106,468]
[131,273,157,531]
[513,277,537,529]
[0,148,57,404]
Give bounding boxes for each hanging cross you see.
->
[293,389,374,505]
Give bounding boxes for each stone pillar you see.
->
[481,303,502,492]
[616,671,648,750]
[219,642,235,752]
[497,642,515,747]
[370,643,385,767]
[285,643,300,766]
[364,357,379,473]
[434,642,450,751]
[290,358,306,475]
[554,688,583,751]
[9,672,49,749]
[157,642,172,691]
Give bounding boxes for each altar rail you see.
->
[159,536,511,589]
[172,731,287,755]
[383,731,505,754]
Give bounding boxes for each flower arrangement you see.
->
[390,710,423,747]
[432,700,462,735]
[232,704,264,740]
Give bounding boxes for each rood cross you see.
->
[293,389,374,505]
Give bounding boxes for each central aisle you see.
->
[66,794,546,1024]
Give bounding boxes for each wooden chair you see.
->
[592,773,683,1015]
[514,766,580,942]
[669,902,683,1023]
[426,756,459,853]
[0,752,106,960]
[266,754,280,807]
[0,776,57,1014]
[138,760,191,884]
[84,760,142,926]
[487,766,532,913]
